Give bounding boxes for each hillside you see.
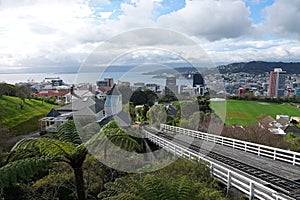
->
[211,100,300,126]
[0,96,59,135]
[217,61,300,74]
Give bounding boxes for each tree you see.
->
[0,120,140,200]
[147,104,167,129]
[16,85,31,102]
[0,83,16,98]
[128,102,136,122]
[196,96,212,113]
[98,159,226,200]
[130,89,158,106]
[135,104,150,123]
[116,85,132,104]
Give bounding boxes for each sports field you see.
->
[210,100,300,126]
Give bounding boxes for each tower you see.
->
[193,72,204,87]
[268,68,286,98]
[165,76,178,96]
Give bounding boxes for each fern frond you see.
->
[57,120,82,144]
[11,138,77,159]
[0,156,52,188]
[176,176,191,200]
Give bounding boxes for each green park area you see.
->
[211,100,300,126]
[0,96,58,135]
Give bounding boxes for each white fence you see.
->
[144,129,293,200]
[161,124,300,166]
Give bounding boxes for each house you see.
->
[36,90,68,99]
[46,108,61,117]
[259,116,289,135]
[39,112,70,134]
[62,86,94,104]
[284,125,300,137]
[104,84,122,117]
[40,84,123,133]
[290,117,300,123]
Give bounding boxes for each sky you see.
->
[0,0,300,73]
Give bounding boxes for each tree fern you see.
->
[0,156,51,188]
[57,120,82,144]
[176,176,192,200]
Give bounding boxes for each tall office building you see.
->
[269,68,286,98]
[97,78,114,88]
[104,78,114,87]
[165,76,178,96]
[193,72,204,87]
[193,72,206,96]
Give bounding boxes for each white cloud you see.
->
[265,0,300,39]
[157,0,253,41]
[99,11,113,19]
[204,38,300,63]
[0,0,299,74]
[0,0,104,72]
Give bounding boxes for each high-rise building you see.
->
[104,78,114,87]
[268,68,286,98]
[193,72,204,87]
[165,76,178,96]
[96,80,109,87]
[97,78,114,88]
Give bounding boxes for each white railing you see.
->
[161,124,300,166]
[144,129,293,200]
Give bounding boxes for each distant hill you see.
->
[217,61,300,74]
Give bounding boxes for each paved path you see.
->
[5,131,40,145]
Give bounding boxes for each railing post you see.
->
[273,150,276,160]
[245,143,247,152]
[210,163,214,176]
[233,141,235,149]
[221,137,224,145]
[174,145,176,156]
[249,182,253,200]
[258,146,260,156]
[227,171,231,193]
[293,154,296,166]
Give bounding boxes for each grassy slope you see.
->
[0,96,58,135]
[211,100,300,126]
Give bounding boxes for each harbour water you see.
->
[0,71,193,87]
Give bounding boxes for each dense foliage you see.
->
[98,158,227,200]
[0,120,140,200]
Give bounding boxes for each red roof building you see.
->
[36,90,68,98]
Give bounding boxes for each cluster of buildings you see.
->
[218,68,300,98]
[164,72,207,96]
[36,73,208,133]
[259,115,300,136]
[39,81,122,133]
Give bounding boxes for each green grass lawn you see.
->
[211,100,300,126]
[0,96,59,135]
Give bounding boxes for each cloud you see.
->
[0,0,103,72]
[99,11,114,19]
[205,38,300,63]
[0,0,299,74]
[265,0,300,39]
[157,0,253,41]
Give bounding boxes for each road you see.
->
[5,131,40,145]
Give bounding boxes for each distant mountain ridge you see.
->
[217,61,300,74]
